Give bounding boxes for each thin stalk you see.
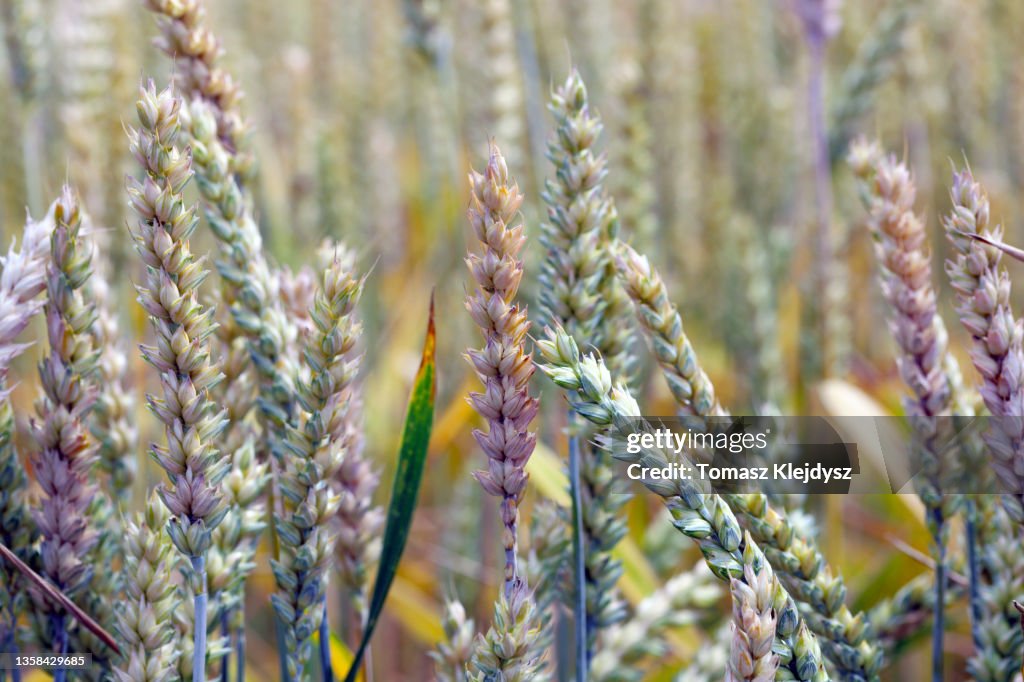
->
[52,615,67,682]
[192,555,208,682]
[807,35,837,375]
[339,593,354,646]
[808,39,831,292]
[567,422,587,681]
[235,621,246,682]
[930,507,945,682]
[319,598,334,682]
[510,0,547,197]
[220,609,230,682]
[275,618,289,682]
[965,499,983,653]
[503,518,517,598]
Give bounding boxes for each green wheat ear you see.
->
[127,81,228,682]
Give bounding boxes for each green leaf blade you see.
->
[343,293,437,682]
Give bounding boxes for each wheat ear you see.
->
[536,328,830,681]
[464,142,539,596]
[127,82,228,682]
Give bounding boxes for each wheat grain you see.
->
[615,244,724,417]
[144,0,252,180]
[616,242,880,679]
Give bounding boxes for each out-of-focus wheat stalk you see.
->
[828,3,913,162]
[526,498,568,663]
[591,564,720,682]
[969,498,1024,680]
[674,624,730,682]
[89,224,138,499]
[480,0,525,172]
[431,599,476,682]
[608,60,657,256]
[27,188,102,681]
[53,0,121,215]
[0,0,48,214]
[734,216,784,409]
[794,0,844,376]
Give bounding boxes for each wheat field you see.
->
[1,0,1024,680]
